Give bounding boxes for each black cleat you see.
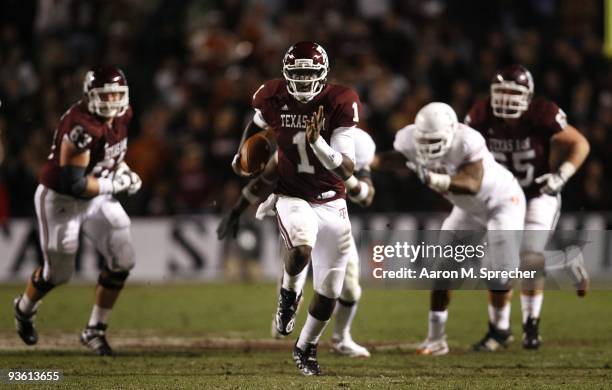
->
[13,296,38,346]
[80,323,113,356]
[473,322,514,352]
[522,316,541,350]
[274,288,302,336]
[293,342,321,376]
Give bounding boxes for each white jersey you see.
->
[393,123,520,219]
[351,128,376,171]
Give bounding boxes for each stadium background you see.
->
[2,0,612,282]
[0,2,611,388]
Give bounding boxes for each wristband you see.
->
[428,172,451,192]
[310,137,343,170]
[344,175,359,191]
[350,181,370,202]
[558,161,576,182]
[98,178,113,195]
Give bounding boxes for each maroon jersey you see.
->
[252,79,362,203]
[465,97,567,199]
[40,100,132,195]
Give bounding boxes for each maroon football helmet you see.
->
[490,64,534,119]
[83,66,129,118]
[282,41,329,103]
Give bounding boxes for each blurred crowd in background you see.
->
[1,0,610,220]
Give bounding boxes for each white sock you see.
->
[18,295,39,315]
[333,301,357,340]
[520,293,543,323]
[88,305,112,327]
[282,266,308,293]
[297,314,329,350]
[427,310,448,340]
[488,303,511,330]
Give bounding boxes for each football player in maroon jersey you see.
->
[465,64,590,351]
[230,41,363,375]
[13,66,142,356]
[219,127,376,358]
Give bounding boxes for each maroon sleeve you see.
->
[533,99,567,136]
[464,99,488,132]
[251,80,279,126]
[60,108,101,152]
[330,88,362,129]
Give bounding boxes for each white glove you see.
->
[534,162,576,196]
[107,171,131,194]
[534,173,565,195]
[406,161,450,193]
[116,162,142,196]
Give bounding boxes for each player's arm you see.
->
[346,168,375,207]
[217,155,279,239]
[448,160,483,195]
[233,83,273,176]
[306,105,354,179]
[231,119,270,177]
[409,159,483,195]
[535,122,590,195]
[59,136,130,198]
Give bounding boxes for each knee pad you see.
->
[314,267,346,299]
[31,267,55,294]
[340,279,362,303]
[43,251,76,285]
[105,227,135,272]
[340,257,362,303]
[98,267,130,291]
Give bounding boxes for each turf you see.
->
[0,283,610,389]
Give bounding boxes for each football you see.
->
[239,129,275,174]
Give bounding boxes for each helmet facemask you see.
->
[283,60,327,103]
[87,85,129,118]
[491,81,532,119]
[414,127,455,163]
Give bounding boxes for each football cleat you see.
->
[473,322,514,352]
[415,336,449,356]
[270,315,286,339]
[331,335,370,358]
[293,342,321,376]
[80,323,113,356]
[274,288,302,336]
[13,296,38,346]
[522,316,541,350]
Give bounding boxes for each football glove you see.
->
[534,172,565,195]
[116,162,142,196]
[535,162,576,196]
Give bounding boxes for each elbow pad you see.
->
[60,165,88,196]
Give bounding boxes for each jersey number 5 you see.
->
[493,150,535,187]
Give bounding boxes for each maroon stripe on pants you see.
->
[276,214,294,249]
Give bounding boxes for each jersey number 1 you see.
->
[293,132,315,174]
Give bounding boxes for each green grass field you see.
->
[0,283,610,389]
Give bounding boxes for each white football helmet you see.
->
[413,102,458,162]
